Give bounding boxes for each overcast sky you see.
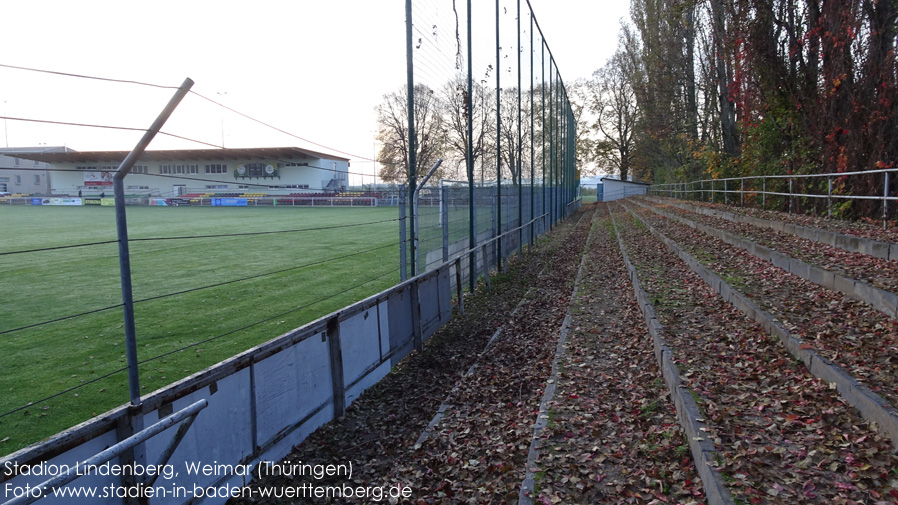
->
[0,0,629,184]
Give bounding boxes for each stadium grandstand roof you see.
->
[13,146,350,164]
[0,146,74,155]
[599,176,650,186]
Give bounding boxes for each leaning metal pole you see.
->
[412,159,444,275]
[1,400,208,505]
[115,77,193,407]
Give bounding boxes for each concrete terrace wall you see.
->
[599,179,647,202]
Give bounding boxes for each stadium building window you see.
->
[33,159,39,167]
[13,158,19,167]
[205,164,227,174]
[75,166,97,170]
[34,175,40,184]
[172,164,198,175]
[160,165,172,174]
[132,165,148,174]
[14,175,21,185]
[205,185,228,189]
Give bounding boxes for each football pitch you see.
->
[0,204,401,455]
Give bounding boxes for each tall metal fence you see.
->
[650,168,898,225]
[403,0,579,288]
[405,182,556,283]
[0,3,578,503]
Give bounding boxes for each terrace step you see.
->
[611,200,898,503]
[630,198,898,319]
[620,200,898,451]
[643,195,898,261]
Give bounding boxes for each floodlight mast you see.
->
[412,158,443,276]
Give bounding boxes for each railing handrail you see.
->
[651,167,898,188]
[647,167,896,224]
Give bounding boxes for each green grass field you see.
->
[0,205,401,455]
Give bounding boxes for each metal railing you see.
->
[650,168,898,225]
[2,400,208,505]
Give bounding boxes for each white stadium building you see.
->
[14,146,350,198]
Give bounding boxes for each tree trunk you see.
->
[684,2,699,143]
[710,0,738,157]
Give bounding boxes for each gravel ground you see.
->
[611,201,898,505]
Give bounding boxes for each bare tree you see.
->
[498,86,533,184]
[441,74,496,182]
[375,84,448,183]
[588,48,639,181]
[567,80,596,176]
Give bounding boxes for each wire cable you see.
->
[0,115,148,133]
[0,240,119,257]
[0,63,376,162]
[188,90,376,162]
[0,303,125,337]
[0,87,378,173]
[128,217,399,242]
[0,241,398,336]
[131,241,398,306]
[0,366,129,419]
[0,63,178,89]
[138,266,400,366]
[0,266,399,419]
[0,218,399,256]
